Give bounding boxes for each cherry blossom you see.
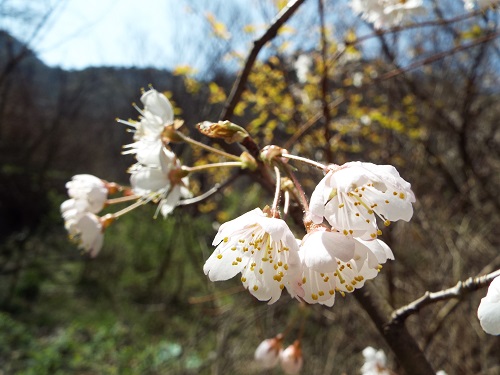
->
[298,229,391,306]
[254,335,283,369]
[309,162,415,239]
[65,174,108,213]
[477,275,500,335]
[360,346,391,375]
[203,208,303,304]
[464,0,499,10]
[279,340,303,375]
[62,207,104,257]
[351,0,424,29]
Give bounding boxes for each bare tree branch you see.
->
[354,284,436,375]
[391,269,500,324]
[219,0,306,121]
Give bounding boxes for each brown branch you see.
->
[219,0,306,121]
[354,284,436,375]
[390,269,500,325]
[318,0,332,163]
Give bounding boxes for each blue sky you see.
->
[4,0,187,70]
[2,0,364,75]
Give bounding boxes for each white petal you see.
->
[478,276,500,335]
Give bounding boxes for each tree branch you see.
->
[390,269,500,325]
[354,284,436,375]
[219,0,306,121]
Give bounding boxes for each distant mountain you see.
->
[0,31,232,238]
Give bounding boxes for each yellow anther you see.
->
[377,229,382,236]
[323,277,329,282]
[339,203,345,208]
[302,277,307,284]
[278,261,283,267]
[253,285,259,291]
[370,233,377,238]
[384,220,391,227]
[217,254,222,259]
[259,268,264,274]
[329,289,335,295]
[284,264,289,270]
[311,293,318,300]
[274,264,278,270]
[343,229,349,235]
[231,247,236,251]
[318,291,325,296]
[236,257,242,262]
[241,277,247,282]
[399,192,405,199]
[280,284,285,290]
[346,285,354,292]
[223,237,229,242]
[232,261,238,265]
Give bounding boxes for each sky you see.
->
[1,0,290,73]
[3,0,187,70]
[1,0,355,74]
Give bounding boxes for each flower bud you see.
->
[196,120,249,143]
[161,119,185,143]
[280,340,303,375]
[260,145,288,163]
[240,151,258,171]
[254,334,283,369]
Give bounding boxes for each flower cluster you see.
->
[60,174,111,257]
[120,88,191,217]
[203,161,415,306]
[350,0,425,29]
[360,346,391,375]
[254,336,303,375]
[61,89,192,254]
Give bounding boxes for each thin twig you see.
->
[390,269,500,324]
[219,0,306,121]
[318,0,332,163]
[376,31,500,82]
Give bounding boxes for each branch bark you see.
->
[354,284,436,375]
[219,0,306,121]
[390,269,500,325]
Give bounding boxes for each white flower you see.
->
[464,0,499,10]
[294,54,312,84]
[117,88,174,142]
[309,162,415,239]
[298,229,390,305]
[203,208,303,304]
[129,146,189,218]
[351,0,424,29]
[477,275,500,335]
[62,208,104,257]
[279,341,303,375]
[361,346,391,375]
[140,88,174,125]
[65,174,108,213]
[254,335,283,369]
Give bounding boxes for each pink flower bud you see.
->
[254,334,283,369]
[280,340,303,375]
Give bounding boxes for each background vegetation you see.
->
[0,0,499,374]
